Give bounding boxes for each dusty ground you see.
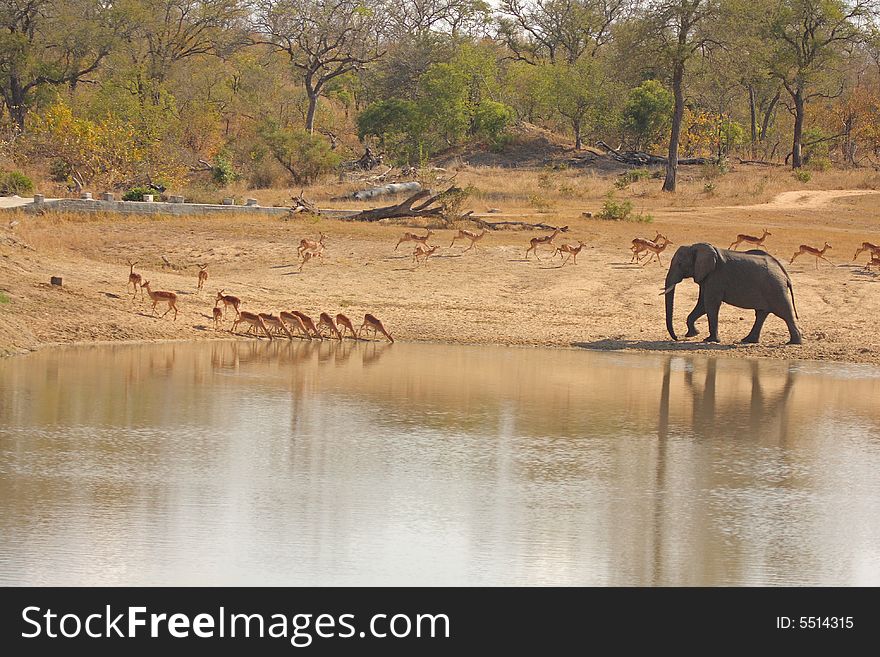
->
[1,168,879,365]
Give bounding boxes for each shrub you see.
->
[0,171,34,195]
[704,181,716,194]
[597,193,654,222]
[472,99,515,142]
[598,193,634,220]
[614,168,651,189]
[622,80,673,150]
[212,153,237,186]
[0,291,9,304]
[258,122,341,185]
[49,159,72,183]
[122,186,155,201]
[528,194,553,212]
[793,169,812,184]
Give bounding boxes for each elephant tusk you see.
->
[659,285,675,295]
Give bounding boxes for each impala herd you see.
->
[122,216,879,343]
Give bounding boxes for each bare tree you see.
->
[122,0,248,85]
[254,0,385,133]
[763,0,872,168]
[496,0,629,64]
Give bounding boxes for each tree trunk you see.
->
[7,76,27,131]
[760,91,780,142]
[305,91,319,134]
[791,87,805,169]
[573,118,582,150]
[663,63,685,193]
[748,86,758,157]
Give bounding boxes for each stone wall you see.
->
[23,197,354,220]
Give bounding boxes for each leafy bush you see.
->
[49,159,73,183]
[622,80,673,150]
[793,169,812,183]
[598,193,634,220]
[0,171,34,195]
[614,168,651,189]
[258,122,341,185]
[122,186,155,201]
[704,181,716,194]
[472,99,515,142]
[212,153,237,186]
[0,291,9,304]
[528,194,554,212]
[597,193,653,222]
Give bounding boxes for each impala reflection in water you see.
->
[1,341,879,586]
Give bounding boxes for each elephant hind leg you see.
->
[741,310,769,344]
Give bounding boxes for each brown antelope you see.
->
[729,228,771,251]
[141,281,179,320]
[260,312,293,339]
[412,244,439,265]
[232,310,273,339]
[298,247,324,272]
[317,312,343,340]
[865,253,880,271]
[212,306,223,330]
[197,264,208,290]
[852,241,880,262]
[395,229,433,251]
[280,311,312,339]
[554,241,586,265]
[335,313,357,340]
[790,242,833,269]
[127,260,143,298]
[630,233,668,262]
[525,226,566,260]
[216,290,241,318]
[358,313,394,343]
[631,235,672,264]
[298,232,327,258]
[639,237,674,266]
[292,311,322,340]
[449,228,487,252]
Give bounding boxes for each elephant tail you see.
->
[788,279,799,320]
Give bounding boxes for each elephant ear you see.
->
[694,245,719,283]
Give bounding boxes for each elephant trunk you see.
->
[664,270,680,341]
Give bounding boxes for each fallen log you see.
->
[288,190,321,217]
[736,158,784,167]
[341,186,462,222]
[346,181,423,201]
[471,218,570,232]
[595,141,715,166]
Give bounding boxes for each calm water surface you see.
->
[1,341,879,586]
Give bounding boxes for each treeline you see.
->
[1,0,878,194]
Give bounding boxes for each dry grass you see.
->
[177,165,880,220]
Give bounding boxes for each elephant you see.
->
[664,243,802,345]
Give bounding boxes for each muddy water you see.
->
[1,341,879,586]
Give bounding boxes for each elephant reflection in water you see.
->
[657,357,797,443]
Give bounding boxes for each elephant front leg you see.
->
[741,310,769,343]
[685,290,706,338]
[703,299,722,343]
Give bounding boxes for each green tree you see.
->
[0,0,119,129]
[622,79,674,150]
